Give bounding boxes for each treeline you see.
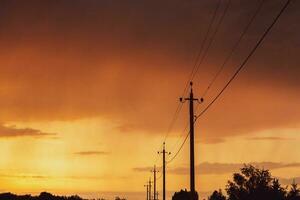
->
[172,165,300,200]
[0,192,126,200]
[208,165,300,200]
[0,192,82,200]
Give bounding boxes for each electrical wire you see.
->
[153,0,223,165]
[167,131,190,164]
[182,0,222,95]
[196,0,291,121]
[156,171,163,180]
[161,0,223,145]
[190,0,232,82]
[201,0,266,98]
[166,0,291,164]
[166,0,228,160]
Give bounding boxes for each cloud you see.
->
[196,137,226,144]
[73,151,110,156]
[0,0,299,142]
[132,165,181,173]
[279,177,300,185]
[246,136,293,141]
[0,173,49,179]
[167,162,300,175]
[0,124,56,138]
[0,173,125,180]
[132,167,152,172]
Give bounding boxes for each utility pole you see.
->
[149,178,152,200]
[158,142,170,200]
[151,165,159,200]
[180,82,203,199]
[156,192,159,200]
[144,183,149,200]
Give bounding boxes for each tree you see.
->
[287,181,300,200]
[225,164,286,200]
[270,179,286,200]
[208,190,226,200]
[172,189,198,200]
[115,197,126,200]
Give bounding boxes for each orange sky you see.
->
[0,0,300,199]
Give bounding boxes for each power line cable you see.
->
[201,0,266,98]
[162,0,223,143]
[190,0,232,82]
[166,0,291,164]
[167,131,190,164]
[166,0,231,162]
[196,0,291,120]
[154,0,223,162]
[182,0,222,95]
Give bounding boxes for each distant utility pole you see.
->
[151,165,159,200]
[180,82,203,199]
[158,142,170,200]
[149,178,152,200]
[144,183,149,200]
[156,191,159,200]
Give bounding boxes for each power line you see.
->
[183,0,222,91]
[154,0,223,163]
[166,0,291,164]
[156,171,163,180]
[166,0,228,159]
[190,0,232,82]
[162,103,183,143]
[162,0,223,143]
[196,0,292,120]
[201,0,266,98]
[169,122,189,153]
[167,131,189,164]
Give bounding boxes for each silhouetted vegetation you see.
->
[208,164,300,200]
[208,190,226,200]
[0,192,83,200]
[172,189,198,200]
[114,197,126,200]
[0,192,128,200]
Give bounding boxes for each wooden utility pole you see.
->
[149,178,152,200]
[151,165,158,200]
[144,184,149,200]
[180,82,203,199]
[159,142,170,200]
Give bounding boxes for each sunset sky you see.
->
[0,0,299,199]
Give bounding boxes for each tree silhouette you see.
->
[0,192,84,200]
[287,181,300,200]
[208,190,226,200]
[115,196,126,200]
[172,189,198,200]
[207,164,300,200]
[225,164,286,200]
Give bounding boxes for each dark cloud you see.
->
[0,124,56,138]
[0,0,299,142]
[74,151,110,156]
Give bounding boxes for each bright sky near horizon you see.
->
[0,0,300,199]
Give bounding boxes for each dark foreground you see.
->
[0,192,83,200]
